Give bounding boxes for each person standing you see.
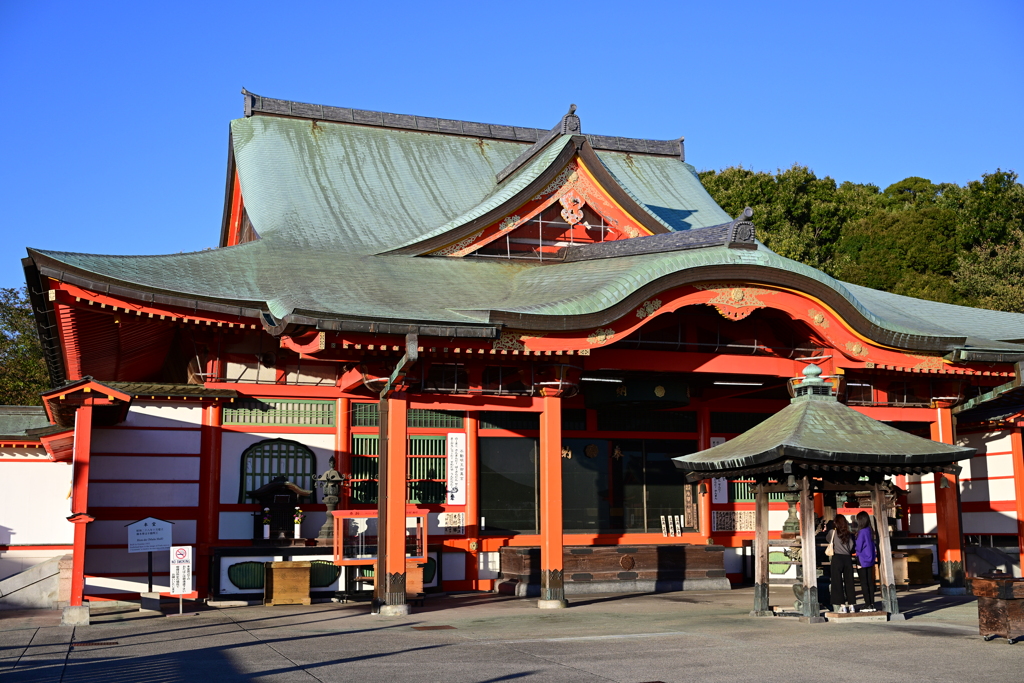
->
[827,514,856,612]
[855,510,877,612]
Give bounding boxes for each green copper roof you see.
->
[26,109,1024,355]
[0,407,51,439]
[675,390,974,473]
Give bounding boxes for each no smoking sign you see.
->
[169,545,192,596]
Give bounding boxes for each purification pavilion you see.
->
[676,364,976,621]
[9,90,1024,622]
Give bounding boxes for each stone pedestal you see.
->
[378,603,411,616]
[61,605,90,626]
[538,599,568,609]
[139,592,164,612]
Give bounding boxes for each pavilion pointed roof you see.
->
[675,366,975,479]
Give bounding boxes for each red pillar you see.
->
[197,399,223,598]
[383,394,409,610]
[538,390,566,607]
[1011,428,1024,554]
[697,406,712,540]
[465,412,480,585]
[336,397,351,507]
[931,404,965,593]
[69,401,94,607]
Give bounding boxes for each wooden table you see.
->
[972,573,1024,644]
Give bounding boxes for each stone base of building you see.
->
[498,576,731,596]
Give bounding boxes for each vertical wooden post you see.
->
[197,398,223,598]
[873,482,903,619]
[1010,428,1024,556]
[465,411,480,585]
[384,394,409,611]
[799,476,823,622]
[69,401,94,608]
[752,482,770,615]
[336,397,351,507]
[697,406,713,541]
[931,405,966,594]
[374,398,389,609]
[538,391,566,608]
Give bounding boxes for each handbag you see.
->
[825,529,835,557]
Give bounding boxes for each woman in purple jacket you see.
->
[854,511,877,612]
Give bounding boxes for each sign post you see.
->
[125,518,173,594]
[169,545,192,615]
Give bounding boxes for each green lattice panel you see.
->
[224,399,335,426]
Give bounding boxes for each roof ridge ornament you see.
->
[559,104,581,134]
[496,104,583,183]
[729,207,756,245]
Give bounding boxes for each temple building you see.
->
[4,91,1024,616]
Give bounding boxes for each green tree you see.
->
[699,164,882,272]
[0,287,49,405]
[833,208,960,304]
[954,228,1024,314]
[938,170,1024,249]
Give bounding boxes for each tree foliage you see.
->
[699,166,1024,314]
[0,287,49,405]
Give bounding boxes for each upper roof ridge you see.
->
[240,89,684,158]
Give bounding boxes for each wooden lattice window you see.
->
[224,399,335,427]
[238,439,317,503]
[347,435,448,504]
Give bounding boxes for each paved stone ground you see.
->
[0,586,1017,682]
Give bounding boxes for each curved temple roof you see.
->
[23,95,1024,358]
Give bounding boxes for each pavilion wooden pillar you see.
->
[376,393,410,614]
[872,482,904,619]
[799,476,823,622]
[931,404,966,594]
[697,406,713,540]
[335,397,351,507]
[751,483,770,616]
[538,390,566,608]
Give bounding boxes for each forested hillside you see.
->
[699,167,1024,313]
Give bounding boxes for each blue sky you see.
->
[1,1,1021,289]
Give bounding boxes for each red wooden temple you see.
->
[14,91,1024,621]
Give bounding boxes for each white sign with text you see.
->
[169,545,192,595]
[126,517,173,554]
[446,433,466,505]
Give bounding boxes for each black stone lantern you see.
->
[248,476,312,546]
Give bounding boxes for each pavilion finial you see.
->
[801,364,824,385]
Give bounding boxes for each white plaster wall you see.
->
[768,509,789,531]
[958,430,1012,453]
[0,462,72,546]
[89,483,199,507]
[962,453,1016,480]
[478,551,500,579]
[961,477,1017,503]
[0,446,48,460]
[85,575,190,595]
[907,474,936,505]
[285,362,337,385]
[219,512,255,540]
[0,549,71,582]
[121,402,202,427]
[86,548,169,574]
[723,547,744,575]
[91,456,200,481]
[909,512,938,535]
[220,432,335,504]
[963,511,1017,535]
[92,429,201,454]
[225,362,262,383]
[442,551,467,581]
[87,520,196,546]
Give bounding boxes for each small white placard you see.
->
[446,433,467,505]
[710,437,726,448]
[169,545,192,595]
[126,517,173,554]
[438,512,465,536]
[660,515,668,537]
[711,477,729,505]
